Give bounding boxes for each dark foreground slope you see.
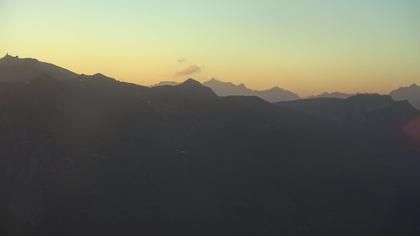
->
[1,58,420,235]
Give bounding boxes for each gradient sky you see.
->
[1,0,419,96]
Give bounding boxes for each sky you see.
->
[1,0,419,96]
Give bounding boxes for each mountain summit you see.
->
[152,79,300,102]
[203,79,300,102]
[391,84,420,110]
[0,54,77,82]
[151,78,217,100]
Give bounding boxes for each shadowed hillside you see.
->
[0,54,77,82]
[277,94,417,124]
[1,56,420,236]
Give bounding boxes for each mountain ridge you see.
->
[391,83,420,110]
[0,54,116,83]
[152,79,300,102]
[1,55,420,236]
[2,54,418,108]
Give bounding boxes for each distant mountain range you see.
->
[203,79,300,102]
[1,54,420,235]
[311,92,353,99]
[3,54,416,107]
[277,94,416,124]
[153,79,300,102]
[153,79,419,109]
[391,84,420,110]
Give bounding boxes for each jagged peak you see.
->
[92,73,109,78]
[391,83,420,93]
[1,53,19,61]
[204,78,244,89]
[168,78,218,98]
[205,78,231,84]
[238,83,247,88]
[0,54,42,66]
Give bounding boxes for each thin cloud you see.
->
[176,65,202,77]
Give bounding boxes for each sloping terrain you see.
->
[0,56,420,236]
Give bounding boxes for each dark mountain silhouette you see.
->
[152,79,300,102]
[391,84,420,110]
[277,94,418,124]
[1,57,420,236]
[152,81,179,87]
[155,78,216,97]
[312,92,353,99]
[203,79,300,102]
[0,54,77,82]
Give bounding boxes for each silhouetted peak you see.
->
[266,86,286,92]
[204,78,236,86]
[0,54,40,63]
[92,73,112,79]
[1,54,22,63]
[78,73,116,82]
[179,79,202,87]
[390,83,420,109]
[238,83,247,89]
[203,79,299,102]
[0,55,78,83]
[162,79,217,99]
[205,78,220,84]
[152,81,178,87]
[392,84,420,93]
[2,53,16,60]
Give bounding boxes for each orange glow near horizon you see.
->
[1,0,419,96]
